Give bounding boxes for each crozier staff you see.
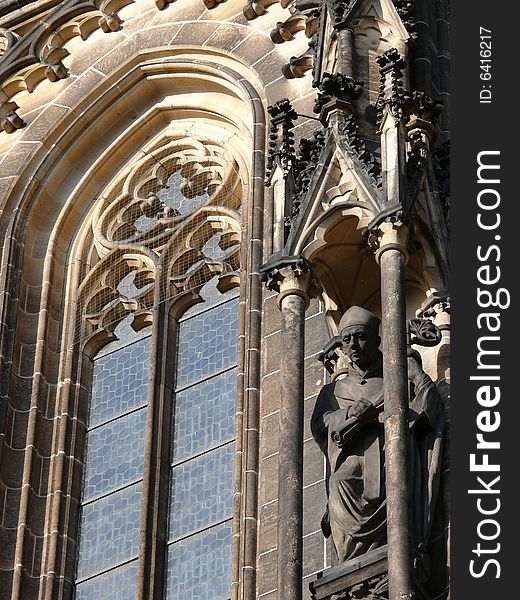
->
[311,306,444,564]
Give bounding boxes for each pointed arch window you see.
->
[71,129,244,600]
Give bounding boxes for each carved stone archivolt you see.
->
[0,0,134,132]
[77,133,242,342]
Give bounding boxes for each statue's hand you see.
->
[348,398,378,423]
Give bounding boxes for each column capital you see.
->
[260,255,321,309]
[365,218,410,265]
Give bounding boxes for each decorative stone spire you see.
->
[266,99,298,183]
[376,48,407,128]
[325,0,357,30]
[313,72,364,114]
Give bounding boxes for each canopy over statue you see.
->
[311,306,444,566]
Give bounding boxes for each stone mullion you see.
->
[136,268,176,600]
[231,262,248,600]
[233,95,264,600]
[39,342,88,600]
[34,232,92,600]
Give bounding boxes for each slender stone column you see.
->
[260,256,319,600]
[375,221,414,600]
[337,27,355,77]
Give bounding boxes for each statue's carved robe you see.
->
[311,355,444,563]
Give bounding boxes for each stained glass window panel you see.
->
[166,522,232,600]
[169,443,235,541]
[82,408,147,501]
[76,326,151,597]
[167,287,238,600]
[75,560,138,600]
[89,336,151,427]
[76,482,142,580]
[176,297,239,387]
[172,367,236,463]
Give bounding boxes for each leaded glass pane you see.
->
[77,482,142,580]
[89,336,151,427]
[172,368,236,463]
[165,521,232,600]
[176,298,239,387]
[169,443,235,541]
[158,171,209,215]
[75,560,138,600]
[83,407,146,501]
[201,234,227,260]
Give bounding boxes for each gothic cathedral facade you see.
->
[0,1,450,599]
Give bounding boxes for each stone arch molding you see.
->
[0,0,316,133]
[0,40,267,600]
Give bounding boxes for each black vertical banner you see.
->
[451,1,517,598]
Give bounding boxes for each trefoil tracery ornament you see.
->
[77,134,243,344]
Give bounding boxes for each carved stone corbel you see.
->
[282,39,316,78]
[99,12,121,32]
[270,1,321,43]
[0,100,25,133]
[44,60,68,82]
[243,0,279,20]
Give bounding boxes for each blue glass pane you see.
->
[172,368,236,463]
[90,336,151,427]
[95,317,150,359]
[176,298,239,387]
[166,521,232,600]
[75,560,137,599]
[158,171,209,215]
[169,444,234,541]
[77,483,142,580]
[83,408,146,501]
[201,235,227,260]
